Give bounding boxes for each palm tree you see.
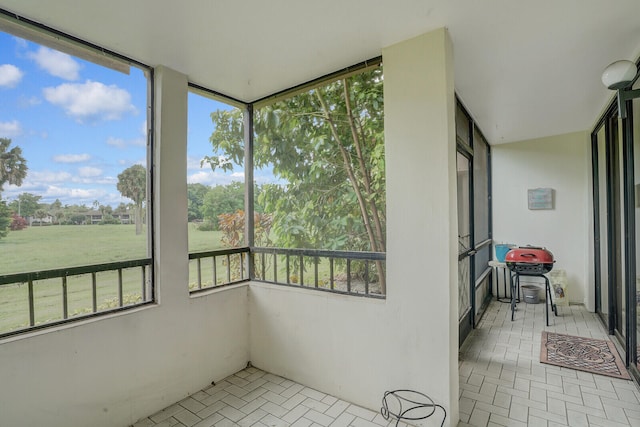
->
[117,164,146,235]
[0,138,27,192]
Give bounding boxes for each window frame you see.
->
[0,10,155,339]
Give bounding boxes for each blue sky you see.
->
[0,30,259,209]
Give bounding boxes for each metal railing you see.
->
[1,246,385,338]
[188,247,250,294]
[0,258,152,339]
[251,247,386,298]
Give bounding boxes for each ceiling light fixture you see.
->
[602,60,640,119]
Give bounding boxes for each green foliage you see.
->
[197,221,216,231]
[0,200,10,239]
[201,181,244,229]
[202,109,244,172]
[49,199,63,224]
[11,193,42,218]
[99,214,121,225]
[187,183,210,221]
[0,138,27,193]
[34,209,48,225]
[207,67,386,253]
[64,213,88,225]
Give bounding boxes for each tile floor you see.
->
[459,300,640,426]
[133,300,640,427]
[132,367,412,427]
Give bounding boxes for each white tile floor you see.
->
[459,300,640,426]
[132,300,640,427]
[132,367,413,427]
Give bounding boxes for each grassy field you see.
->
[0,223,224,275]
[0,224,382,335]
[0,223,225,334]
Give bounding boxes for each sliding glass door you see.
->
[457,100,492,345]
[592,97,639,381]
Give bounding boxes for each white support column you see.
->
[383,28,459,425]
[153,66,189,304]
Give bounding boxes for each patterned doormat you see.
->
[540,332,630,380]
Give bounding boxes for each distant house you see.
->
[85,210,131,224]
[27,214,54,226]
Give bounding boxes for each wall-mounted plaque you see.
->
[528,188,554,210]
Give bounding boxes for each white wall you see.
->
[0,66,250,427]
[0,31,462,427]
[492,131,591,306]
[250,28,460,426]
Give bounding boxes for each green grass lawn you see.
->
[0,223,224,275]
[0,223,382,335]
[0,223,225,334]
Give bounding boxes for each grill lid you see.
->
[505,246,555,274]
[505,246,554,264]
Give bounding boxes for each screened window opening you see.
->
[206,65,387,296]
[186,88,247,292]
[0,17,152,337]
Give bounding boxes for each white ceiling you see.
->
[1,0,639,144]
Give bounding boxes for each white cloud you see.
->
[53,153,91,163]
[28,47,80,80]
[28,170,73,183]
[43,80,136,122]
[187,170,244,186]
[44,186,105,200]
[0,64,23,88]
[78,166,102,177]
[188,171,213,184]
[0,120,22,137]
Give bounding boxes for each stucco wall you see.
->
[249,28,460,426]
[0,29,461,427]
[492,131,591,306]
[0,66,250,427]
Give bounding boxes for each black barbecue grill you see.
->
[505,246,557,325]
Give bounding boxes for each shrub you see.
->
[99,214,121,225]
[10,214,27,230]
[197,220,216,231]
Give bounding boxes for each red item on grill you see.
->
[505,246,554,274]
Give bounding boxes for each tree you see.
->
[117,164,146,235]
[114,202,128,214]
[201,182,244,229]
[34,209,48,226]
[0,138,27,193]
[187,183,210,221]
[0,201,10,238]
[206,67,386,289]
[99,204,113,216]
[49,198,63,224]
[12,193,42,219]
